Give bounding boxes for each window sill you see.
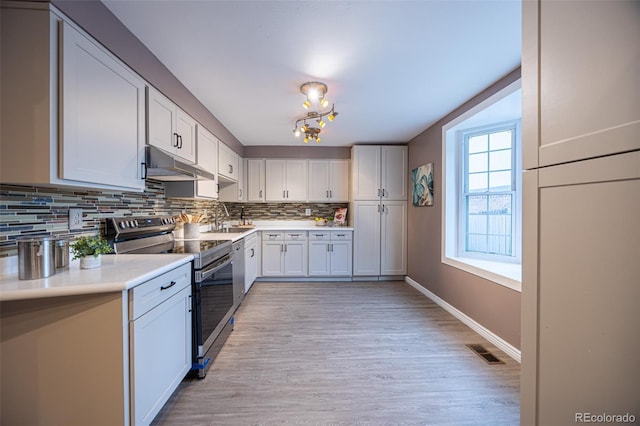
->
[442,256,521,292]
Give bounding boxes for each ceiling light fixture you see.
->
[292,81,339,143]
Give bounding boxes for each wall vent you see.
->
[466,344,505,365]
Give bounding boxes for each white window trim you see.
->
[442,80,522,292]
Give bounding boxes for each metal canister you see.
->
[55,237,70,269]
[17,237,57,280]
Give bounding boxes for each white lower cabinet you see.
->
[244,233,259,292]
[352,200,407,276]
[308,231,353,276]
[129,263,192,426]
[261,232,308,277]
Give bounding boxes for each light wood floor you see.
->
[152,281,520,425]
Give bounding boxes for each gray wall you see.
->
[407,67,522,349]
[245,146,351,159]
[51,0,244,156]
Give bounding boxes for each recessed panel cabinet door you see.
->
[60,21,145,190]
[380,201,407,276]
[352,201,382,275]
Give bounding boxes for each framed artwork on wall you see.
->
[411,163,434,207]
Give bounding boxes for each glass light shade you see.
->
[317,119,326,128]
[303,136,309,143]
[294,129,300,137]
[316,137,321,143]
[328,113,335,122]
[320,97,329,108]
[303,100,311,109]
[301,123,308,132]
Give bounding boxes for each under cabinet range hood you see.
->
[145,146,214,181]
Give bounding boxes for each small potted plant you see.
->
[70,235,113,269]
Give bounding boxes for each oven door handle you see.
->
[197,254,233,282]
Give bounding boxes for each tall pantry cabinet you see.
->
[520,1,640,424]
[350,146,408,277]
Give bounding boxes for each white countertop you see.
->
[0,254,193,301]
[177,222,354,243]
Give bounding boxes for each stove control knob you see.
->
[120,221,127,229]
[133,220,139,228]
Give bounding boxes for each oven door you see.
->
[193,253,234,376]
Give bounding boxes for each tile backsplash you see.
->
[0,181,347,257]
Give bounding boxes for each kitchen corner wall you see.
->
[0,182,347,257]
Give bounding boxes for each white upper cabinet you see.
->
[351,146,407,201]
[147,87,196,164]
[60,20,146,191]
[351,146,381,200]
[523,0,640,169]
[308,160,349,202]
[247,159,266,202]
[218,142,239,182]
[265,159,308,202]
[1,7,146,191]
[196,125,218,175]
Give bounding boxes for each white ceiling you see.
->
[103,0,521,147]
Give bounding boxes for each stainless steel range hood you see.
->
[145,146,215,181]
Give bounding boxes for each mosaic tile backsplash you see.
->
[0,181,347,257]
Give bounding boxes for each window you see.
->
[461,123,517,260]
[442,81,521,291]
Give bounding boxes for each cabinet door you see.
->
[381,146,408,200]
[351,146,381,200]
[261,241,284,276]
[285,160,308,201]
[174,108,196,163]
[244,241,258,292]
[60,21,145,190]
[218,143,238,181]
[380,201,407,276]
[265,159,286,201]
[308,241,331,276]
[247,159,266,202]
[237,158,245,201]
[329,160,350,201]
[196,125,218,175]
[528,0,640,168]
[131,286,191,426]
[308,160,331,201]
[330,240,352,276]
[352,201,381,276]
[283,241,307,276]
[147,87,177,156]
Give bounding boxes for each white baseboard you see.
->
[405,276,521,363]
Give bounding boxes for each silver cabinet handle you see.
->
[239,189,243,198]
[283,190,286,198]
[284,244,288,252]
[329,190,332,198]
[173,133,180,148]
[327,244,330,252]
[259,189,263,198]
[250,248,255,258]
[286,190,289,198]
[280,244,284,252]
[326,190,329,198]
[229,164,233,174]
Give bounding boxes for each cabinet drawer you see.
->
[244,232,258,245]
[263,232,284,241]
[285,232,307,241]
[309,231,330,240]
[331,231,353,240]
[130,262,192,320]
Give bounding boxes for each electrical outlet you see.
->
[69,208,83,230]
[305,208,311,216]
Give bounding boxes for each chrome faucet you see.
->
[214,203,230,231]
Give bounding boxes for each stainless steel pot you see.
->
[17,237,57,280]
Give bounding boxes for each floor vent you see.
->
[466,344,505,365]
